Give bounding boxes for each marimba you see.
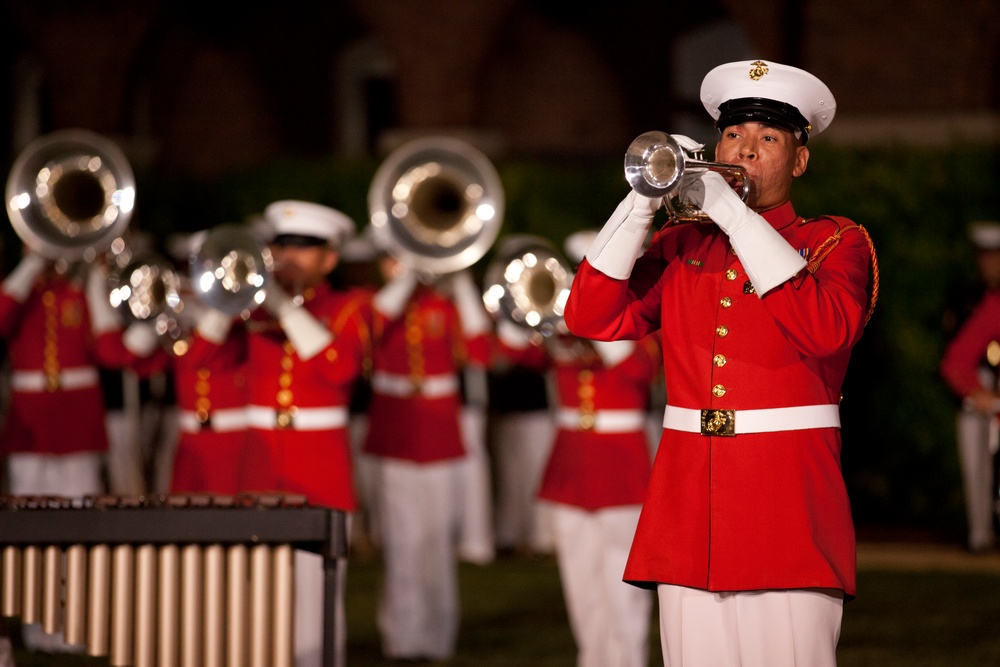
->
[0,493,347,667]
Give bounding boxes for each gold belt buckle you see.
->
[578,412,595,431]
[276,408,295,430]
[700,409,736,436]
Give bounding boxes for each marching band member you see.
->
[188,201,370,667]
[0,248,163,653]
[493,232,661,667]
[940,220,1000,553]
[362,251,492,662]
[565,60,875,666]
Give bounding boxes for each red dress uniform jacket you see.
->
[364,284,490,463]
[187,283,370,510]
[565,200,870,597]
[0,274,159,455]
[940,288,1000,399]
[538,334,661,511]
[170,328,249,495]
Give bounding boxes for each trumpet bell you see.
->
[368,136,504,276]
[190,224,273,316]
[108,254,183,326]
[624,131,749,223]
[5,129,135,261]
[483,236,573,338]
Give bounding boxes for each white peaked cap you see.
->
[701,59,836,141]
[264,200,355,245]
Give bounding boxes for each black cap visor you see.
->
[716,97,811,143]
[270,233,329,248]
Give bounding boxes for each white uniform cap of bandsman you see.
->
[969,221,1000,250]
[700,59,836,143]
[564,230,598,265]
[264,200,355,246]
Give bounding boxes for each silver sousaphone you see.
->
[189,223,273,317]
[368,136,504,277]
[5,129,136,261]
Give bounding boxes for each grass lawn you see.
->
[10,544,1000,666]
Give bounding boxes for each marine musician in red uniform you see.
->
[565,60,875,666]
[188,201,369,667]
[362,253,492,662]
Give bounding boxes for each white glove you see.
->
[373,268,418,320]
[263,283,332,361]
[671,134,704,154]
[585,190,662,280]
[447,270,491,337]
[2,251,49,302]
[85,263,123,336]
[123,322,160,357]
[591,339,635,368]
[195,307,233,345]
[683,171,807,295]
[496,319,536,350]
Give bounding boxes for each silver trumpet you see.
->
[189,223,273,317]
[624,131,749,223]
[483,235,574,338]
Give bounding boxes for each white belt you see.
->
[556,408,647,433]
[10,367,99,392]
[663,404,840,436]
[245,405,349,431]
[371,371,460,399]
[178,408,248,434]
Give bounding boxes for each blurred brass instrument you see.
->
[189,223,272,317]
[107,248,186,344]
[367,136,504,277]
[624,130,749,223]
[5,129,136,261]
[483,235,574,338]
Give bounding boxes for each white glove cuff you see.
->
[2,254,48,302]
[729,217,808,296]
[497,319,535,350]
[86,265,123,336]
[196,308,233,345]
[451,273,491,337]
[279,307,333,361]
[123,322,160,357]
[373,271,417,320]
[585,191,661,280]
[591,339,635,368]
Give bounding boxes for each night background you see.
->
[1,0,1000,664]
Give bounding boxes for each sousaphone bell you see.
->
[368,136,504,277]
[5,129,136,261]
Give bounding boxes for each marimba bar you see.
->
[0,493,347,667]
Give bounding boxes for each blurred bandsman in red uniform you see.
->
[188,201,369,667]
[362,252,492,662]
[165,230,250,496]
[565,60,876,665]
[940,220,1000,552]
[0,248,162,652]
[494,231,660,667]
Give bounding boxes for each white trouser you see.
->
[7,452,102,654]
[956,409,997,551]
[456,405,495,564]
[373,458,463,660]
[491,410,556,553]
[550,503,652,667]
[657,585,844,667]
[294,541,349,667]
[7,452,103,497]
